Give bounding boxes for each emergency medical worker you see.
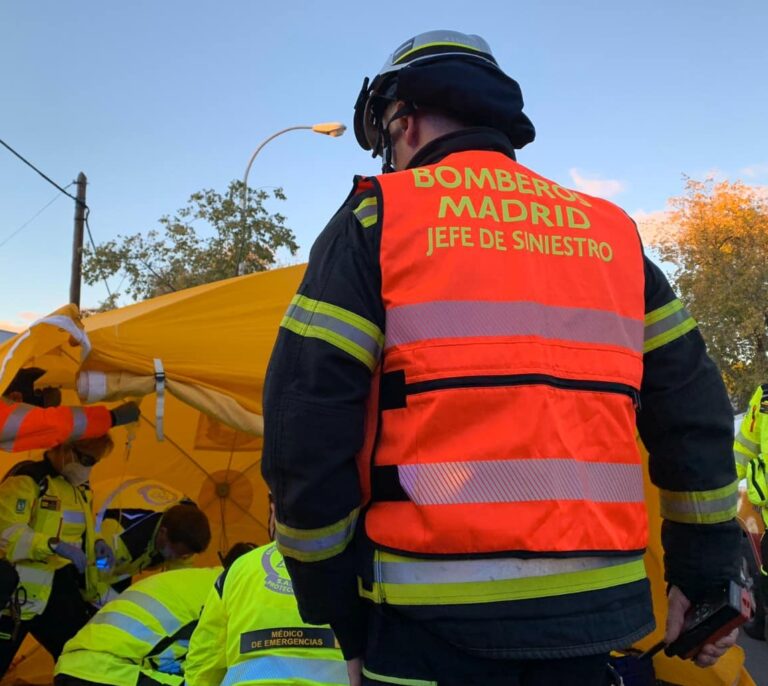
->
[95,479,210,591]
[0,367,140,452]
[261,30,741,686]
[99,501,211,591]
[734,383,768,637]
[54,554,249,686]
[184,542,347,686]
[0,434,114,673]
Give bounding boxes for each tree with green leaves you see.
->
[83,181,298,309]
[656,178,768,408]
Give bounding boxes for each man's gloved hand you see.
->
[50,540,87,574]
[110,401,140,427]
[94,539,115,570]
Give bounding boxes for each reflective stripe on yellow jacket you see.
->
[734,384,768,524]
[185,544,346,686]
[0,460,94,619]
[54,566,221,686]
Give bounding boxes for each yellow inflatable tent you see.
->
[0,264,755,685]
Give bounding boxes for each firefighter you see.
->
[1,367,140,452]
[262,29,741,686]
[53,546,252,686]
[184,500,346,685]
[734,383,768,638]
[0,433,115,673]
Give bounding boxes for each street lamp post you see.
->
[237,122,346,275]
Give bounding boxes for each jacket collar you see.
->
[406,127,517,169]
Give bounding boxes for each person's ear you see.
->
[402,112,420,147]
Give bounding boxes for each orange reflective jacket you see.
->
[0,399,112,452]
[359,150,647,556]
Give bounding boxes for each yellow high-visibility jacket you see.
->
[734,384,768,524]
[0,458,96,619]
[185,544,347,686]
[54,566,221,686]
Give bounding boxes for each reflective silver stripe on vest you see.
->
[735,432,759,456]
[375,554,645,585]
[119,590,180,635]
[385,300,644,352]
[0,404,33,449]
[62,510,86,525]
[68,407,88,441]
[90,611,164,646]
[398,459,644,505]
[222,656,348,686]
[734,450,748,468]
[285,302,382,362]
[11,529,35,560]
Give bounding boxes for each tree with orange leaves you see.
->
[657,178,768,408]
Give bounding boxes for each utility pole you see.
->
[69,172,87,306]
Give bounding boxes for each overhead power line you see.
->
[0,187,70,248]
[0,137,114,304]
[0,137,82,205]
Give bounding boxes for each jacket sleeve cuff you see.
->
[662,519,741,602]
[330,602,368,660]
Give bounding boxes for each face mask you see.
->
[61,461,92,486]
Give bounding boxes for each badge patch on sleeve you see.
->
[15,499,26,514]
[240,627,338,654]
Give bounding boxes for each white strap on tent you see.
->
[154,358,166,441]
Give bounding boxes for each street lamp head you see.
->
[311,122,347,137]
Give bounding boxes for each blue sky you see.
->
[1,1,767,328]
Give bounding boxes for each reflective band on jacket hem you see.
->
[397,459,644,505]
[68,407,87,441]
[221,656,348,686]
[119,590,180,635]
[659,481,739,524]
[735,432,759,456]
[385,300,643,352]
[0,404,32,448]
[282,295,383,371]
[361,553,647,605]
[362,666,437,686]
[644,299,697,353]
[90,611,163,647]
[276,508,359,563]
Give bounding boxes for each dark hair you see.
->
[160,504,211,553]
[220,542,258,569]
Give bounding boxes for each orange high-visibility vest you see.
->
[359,150,647,556]
[0,399,112,452]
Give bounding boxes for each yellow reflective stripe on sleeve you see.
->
[353,196,378,229]
[281,295,384,371]
[659,481,738,524]
[358,552,647,605]
[275,508,359,563]
[362,667,437,686]
[643,299,697,353]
